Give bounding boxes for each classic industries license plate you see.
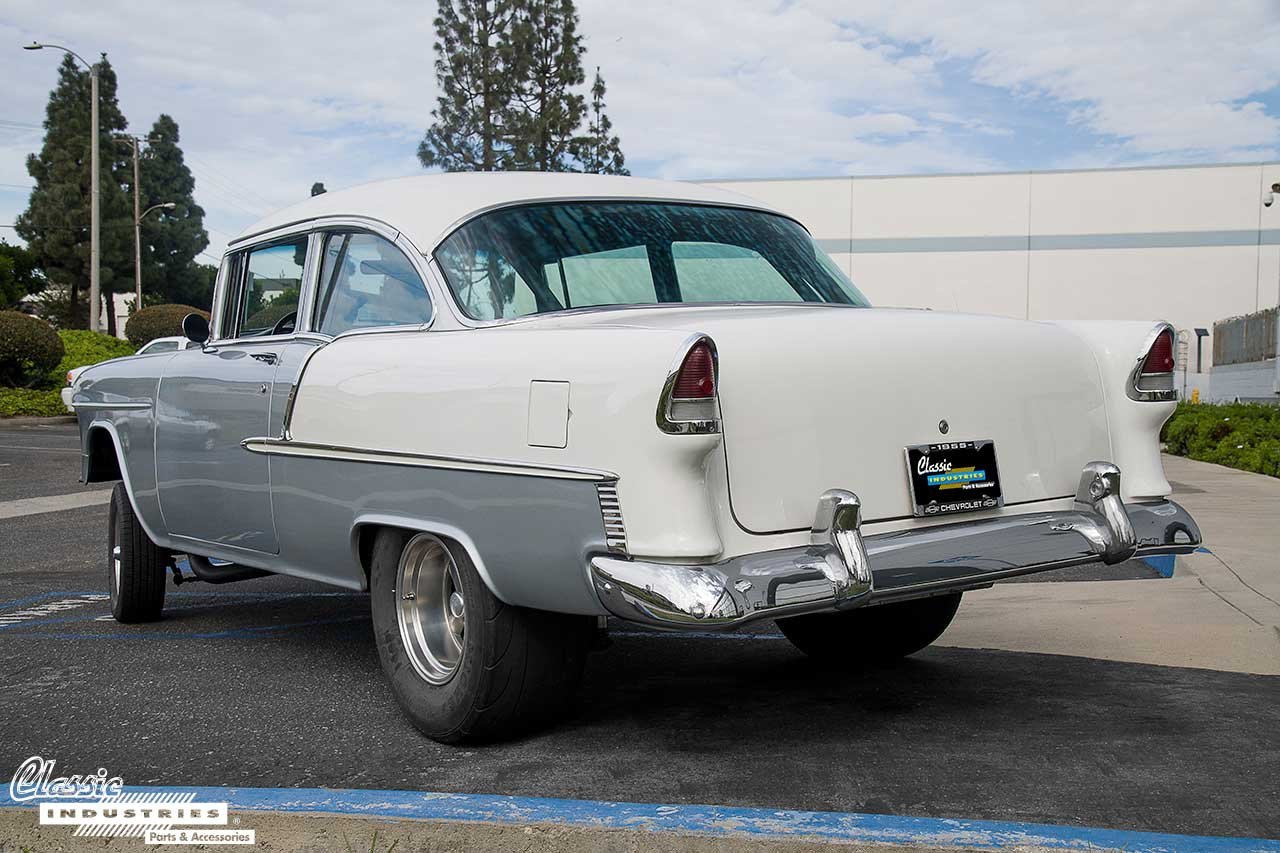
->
[905,440,1003,517]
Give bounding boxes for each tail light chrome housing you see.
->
[1126,323,1178,402]
[656,334,719,434]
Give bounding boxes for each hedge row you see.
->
[52,329,135,385]
[1162,401,1280,477]
[125,304,207,349]
[0,311,64,387]
[0,321,138,418]
[0,387,66,418]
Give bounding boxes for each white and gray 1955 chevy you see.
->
[72,173,1201,742]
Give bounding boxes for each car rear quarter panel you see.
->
[287,326,726,561]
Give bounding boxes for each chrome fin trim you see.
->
[596,482,628,554]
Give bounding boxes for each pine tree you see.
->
[419,0,521,171]
[16,54,133,331]
[0,240,43,309]
[138,115,211,308]
[507,0,586,171]
[573,67,627,175]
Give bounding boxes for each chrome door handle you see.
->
[251,353,278,365]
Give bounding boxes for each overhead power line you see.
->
[184,154,275,209]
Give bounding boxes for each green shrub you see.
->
[0,311,65,388]
[125,303,207,348]
[51,329,135,385]
[1161,401,1280,477]
[0,387,67,417]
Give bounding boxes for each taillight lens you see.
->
[659,339,719,433]
[673,342,715,399]
[1130,326,1177,401]
[66,371,74,386]
[1142,329,1175,374]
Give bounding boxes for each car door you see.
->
[155,235,313,553]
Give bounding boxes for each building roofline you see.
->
[697,160,1280,184]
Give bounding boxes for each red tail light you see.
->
[673,342,715,399]
[1142,329,1175,374]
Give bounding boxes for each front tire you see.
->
[107,482,168,623]
[369,529,594,743]
[778,593,962,664]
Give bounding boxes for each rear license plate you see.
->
[905,440,1003,517]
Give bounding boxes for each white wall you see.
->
[707,162,1280,378]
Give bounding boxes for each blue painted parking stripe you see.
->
[3,786,1274,851]
[1140,554,1177,578]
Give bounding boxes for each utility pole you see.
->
[117,134,173,314]
[89,60,99,332]
[125,135,140,311]
[24,43,102,331]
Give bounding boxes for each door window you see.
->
[237,238,307,337]
[314,232,433,335]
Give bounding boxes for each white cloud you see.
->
[0,1,1276,258]
[843,0,1280,156]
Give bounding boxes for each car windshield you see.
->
[434,201,870,321]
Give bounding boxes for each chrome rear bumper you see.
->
[590,461,1201,630]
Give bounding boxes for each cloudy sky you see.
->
[1,1,1278,260]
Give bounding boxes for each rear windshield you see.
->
[433,201,870,321]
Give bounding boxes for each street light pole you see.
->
[124,135,141,310]
[24,42,101,332]
[134,201,175,311]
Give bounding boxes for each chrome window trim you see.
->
[426,198,847,329]
[211,232,314,346]
[425,195,796,258]
[211,218,439,349]
[309,228,438,337]
[1125,322,1179,403]
[656,333,720,435]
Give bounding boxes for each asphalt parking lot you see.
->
[1,420,1278,847]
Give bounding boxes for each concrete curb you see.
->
[0,415,76,426]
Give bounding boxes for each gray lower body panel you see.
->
[267,455,611,615]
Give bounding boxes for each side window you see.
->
[238,238,307,337]
[314,232,433,335]
[436,245,542,320]
[141,340,179,354]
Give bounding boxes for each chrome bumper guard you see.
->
[590,462,1202,630]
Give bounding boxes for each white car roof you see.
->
[229,173,780,255]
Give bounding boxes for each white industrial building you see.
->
[709,163,1280,399]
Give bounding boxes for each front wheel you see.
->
[107,482,168,622]
[777,593,962,664]
[369,529,594,743]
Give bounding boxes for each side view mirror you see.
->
[182,313,210,345]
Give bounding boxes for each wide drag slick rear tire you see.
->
[369,528,594,743]
[107,482,168,623]
[778,593,962,664]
